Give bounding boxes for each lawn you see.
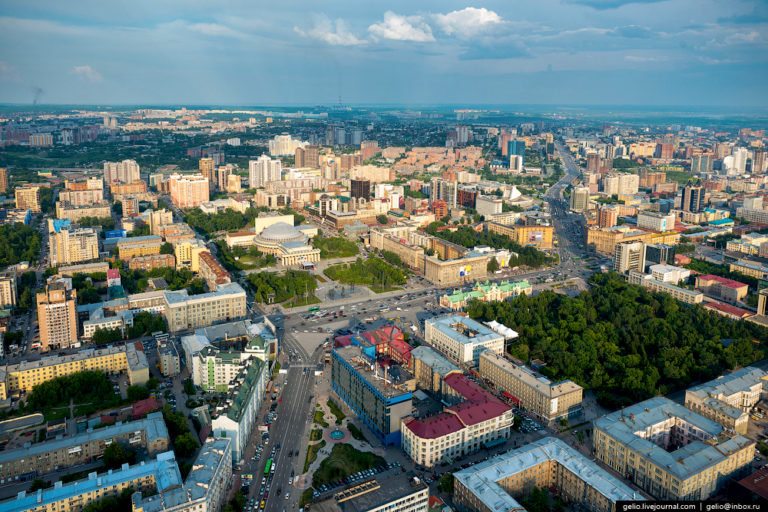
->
[312,444,385,488]
[284,294,321,308]
[300,488,314,508]
[314,410,329,428]
[304,440,326,472]
[309,429,323,442]
[324,259,406,294]
[314,235,360,259]
[327,399,346,425]
[315,275,327,283]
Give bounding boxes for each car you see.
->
[285,492,290,500]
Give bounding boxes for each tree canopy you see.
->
[246,270,317,303]
[0,223,41,269]
[467,272,767,408]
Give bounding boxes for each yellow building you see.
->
[594,397,754,501]
[586,226,653,256]
[424,253,489,287]
[174,239,208,271]
[15,185,41,212]
[5,344,149,394]
[117,238,163,259]
[479,351,583,422]
[370,228,426,272]
[486,222,554,250]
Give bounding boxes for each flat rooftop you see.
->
[0,412,168,465]
[411,346,460,378]
[479,351,582,398]
[426,315,502,346]
[687,366,766,401]
[594,397,754,479]
[311,472,427,512]
[333,346,413,400]
[454,437,642,512]
[164,282,246,305]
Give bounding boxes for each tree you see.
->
[92,327,124,345]
[438,473,454,494]
[174,432,199,458]
[376,214,388,225]
[187,278,206,295]
[160,242,174,255]
[487,258,500,273]
[29,479,51,491]
[103,442,136,469]
[127,385,150,402]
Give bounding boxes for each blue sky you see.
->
[0,0,766,106]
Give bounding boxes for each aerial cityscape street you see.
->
[0,1,767,512]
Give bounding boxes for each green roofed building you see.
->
[439,280,531,310]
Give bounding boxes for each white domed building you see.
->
[252,221,321,267]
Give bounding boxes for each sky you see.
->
[0,0,767,107]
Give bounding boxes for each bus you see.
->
[308,306,320,312]
[264,459,272,477]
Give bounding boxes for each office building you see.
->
[199,157,215,191]
[629,271,703,304]
[331,345,413,446]
[424,315,504,365]
[649,264,690,284]
[0,167,7,193]
[486,223,554,250]
[454,437,642,512]
[103,159,140,184]
[695,274,748,303]
[248,155,282,188]
[37,282,78,351]
[682,182,704,213]
[0,272,17,308]
[350,178,371,200]
[570,187,590,211]
[423,253,490,287]
[15,185,40,212]
[613,241,646,274]
[402,373,513,468]
[684,367,766,435]
[410,346,462,394]
[163,282,247,332]
[637,211,675,232]
[311,473,428,512]
[475,195,502,217]
[645,243,675,267]
[211,358,268,462]
[594,397,754,500]
[168,173,209,208]
[479,349,584,421]
[0,412,169,484]
[587,226,653,256]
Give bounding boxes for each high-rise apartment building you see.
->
[570,186,590,211]
[682,181,704,212]
[248,155,282,188]
[50,227,99,266]
[602,173,639,196]
[690,153,713,173]
[613,241,646,274]
[350,178,371,200]
[15,185,41,212]
[360,140,380,160]
[0,167,7,193]
[37,282,78,351]
[586,152,600,173]
[168,173,209,208]
[295,145,320,168]
[752,149,767,174]
[430,178,458,208]
[0,272,16,308]
[597,205,618,227]
[655,142,674,160]
[268,134,305,156]
[148,208,174,235]
[217,165,231,190]
[199,157,215,191]
[103,159,140,184]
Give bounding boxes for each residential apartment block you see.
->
[454,437,642,512]
[168,173,210,208]
[685,367,766,435]
[593,397,754,500]
[15,185,40,212]
[478,351,583,422]
[163,282,247,332]
[37,282,78,351]
[49,226,99,266]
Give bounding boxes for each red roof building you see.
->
[132,397,159,419]
[695,274,749,302]
[703,301,754,320]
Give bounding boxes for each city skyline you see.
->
[0,0,767,106]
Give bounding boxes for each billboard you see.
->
[459,265,471,277]
[528,230,544,243]
[105,229,127,239]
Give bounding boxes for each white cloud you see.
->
[187,22,246,39]
[71,65,102,82]
[294,15,366,46]
[368,11,435,42]
[0,61,19,82]
[433,7,503,37]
